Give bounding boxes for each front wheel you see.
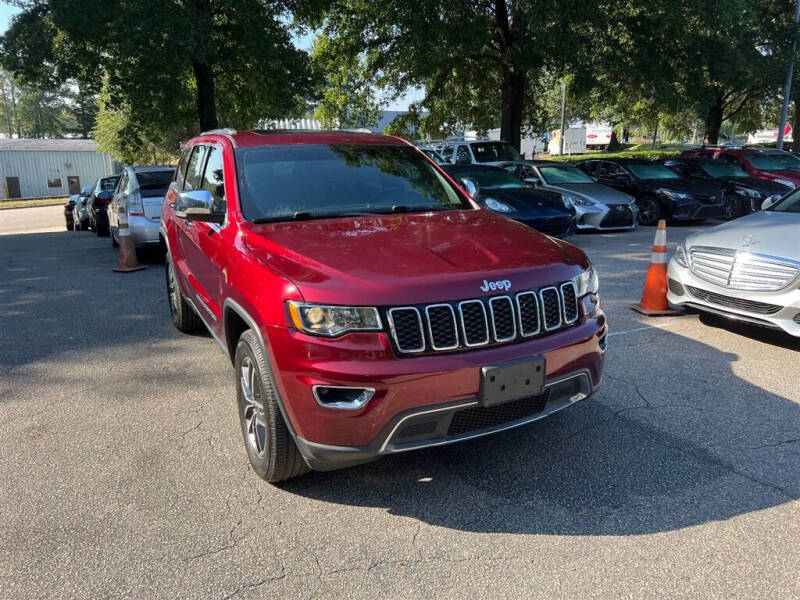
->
[637,196,661,226]
[722,195,743,220]
[235,329,310,483]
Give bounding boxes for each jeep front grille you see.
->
[386,281,580,355]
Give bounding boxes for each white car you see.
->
[667,192,800,336]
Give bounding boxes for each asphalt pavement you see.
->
[1,206,798,599]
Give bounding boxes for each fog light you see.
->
[598,333,608,352]
[312,385,374,410]
[668,278,685,296]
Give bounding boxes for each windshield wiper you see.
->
[251,206,452,224]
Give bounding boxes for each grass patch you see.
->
[548,149,683,162]
[0,196,68,209]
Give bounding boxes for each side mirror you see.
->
[523,177,542,187]
[176,189,223,223]
[760,196,778,211]
[459,177,479,199]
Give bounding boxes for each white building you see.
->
[0,138,115,200]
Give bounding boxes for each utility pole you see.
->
[559,81,567,155]
[777,0,800,149]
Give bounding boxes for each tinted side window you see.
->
[176,148,192,190]
[202,146,226,216]
[184,146,207,191]
[599,162,626,178]
[455,145,471,164]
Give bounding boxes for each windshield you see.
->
[744,154,785,171]
[627,164,680,180]
[421,148,446,164]
[97,176,119,193]
[470,142,523,163]
[454,167,525,189]
[700,163,748,178]
[766,152,800,169]
[538,165,595,184]
[768,189,800,212]
[235,144,470,222]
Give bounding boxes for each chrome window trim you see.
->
[515,291,541,337]
[488,295,517,342]
[560,281,580,324]
[539,286,563,331]
[457,300,490,347]
[387,307,426,353]
[424,303,460,351]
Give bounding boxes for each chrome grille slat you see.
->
[689,246,800,292]
[387,280,582,355]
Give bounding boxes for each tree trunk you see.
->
[792,101,800,153]
[499,63,524,151]
[705,102,723,145]
[622,126,629,143]
[606,122,622,151]
[651,121,658,148]
[192,60,218,132]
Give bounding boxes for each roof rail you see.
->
[201,128,237,135]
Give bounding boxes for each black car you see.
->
[576,159,725,226]
[663,158,790,218]
[64,194,78,231]
[86,174,120,236]
[441,164,575,237]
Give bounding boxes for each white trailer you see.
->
[549,127,587,155]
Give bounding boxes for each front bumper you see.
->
[667,259,800,337]
[266,295,607,468]
[516,214,574,238]
[668,199,725,220]
[575,203,638,231]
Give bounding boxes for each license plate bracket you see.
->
[479,356,546,407]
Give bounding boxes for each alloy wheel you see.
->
[240,356,267,457]
[638,198,658,226]
[166,261,178,318]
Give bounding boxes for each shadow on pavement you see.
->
[283,326,799,536]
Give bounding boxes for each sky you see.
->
[0,3,422,112]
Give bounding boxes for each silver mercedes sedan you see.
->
[499,160,639,230]
[667,191,800,337]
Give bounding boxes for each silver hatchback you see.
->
[109,166,175,249]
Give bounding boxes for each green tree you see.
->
[2,0,315,154]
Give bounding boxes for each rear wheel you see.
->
[165,254,203,333]
[66,221,74,232]
[235,329,310,483]
[637,196,661,226]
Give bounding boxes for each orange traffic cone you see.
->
[631,219,682,316]
[113,213,146,273]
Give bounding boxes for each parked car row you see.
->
[66,167,175,255]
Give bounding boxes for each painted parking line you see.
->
[608,318,694,338]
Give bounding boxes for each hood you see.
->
[685,210,800,260]
[544,182,633,205]
[244,209,588,305]
[760,169,800,185]
[725,177,789,195]
[482,187,572,216]
[639,178,721,197]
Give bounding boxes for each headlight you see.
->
[673,242,688,267]
[287,302,381,337]
[738,188,761,198]
[774,178,796,189]
[567,195,595,207]
[485,197,515,213]
[572,266,599,297]
[656,188,691,200]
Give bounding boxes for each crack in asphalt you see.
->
[220,565,287,600]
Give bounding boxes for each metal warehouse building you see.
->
[0,138,115,200]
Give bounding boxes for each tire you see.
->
[66,221,74,232]
[722,195,743,220]
[165,254,203,334]
[637,196,661,226]
[235,329,310,483]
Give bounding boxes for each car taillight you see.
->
[128,190,144,216]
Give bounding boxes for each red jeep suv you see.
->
[161,130,607,482]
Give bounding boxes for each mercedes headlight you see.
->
[774,178,796,189]
[673,242,688,268]
[485,197,515,213]
[287,302,381,337]
[657,189,691,200]
[572,266,599,297]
